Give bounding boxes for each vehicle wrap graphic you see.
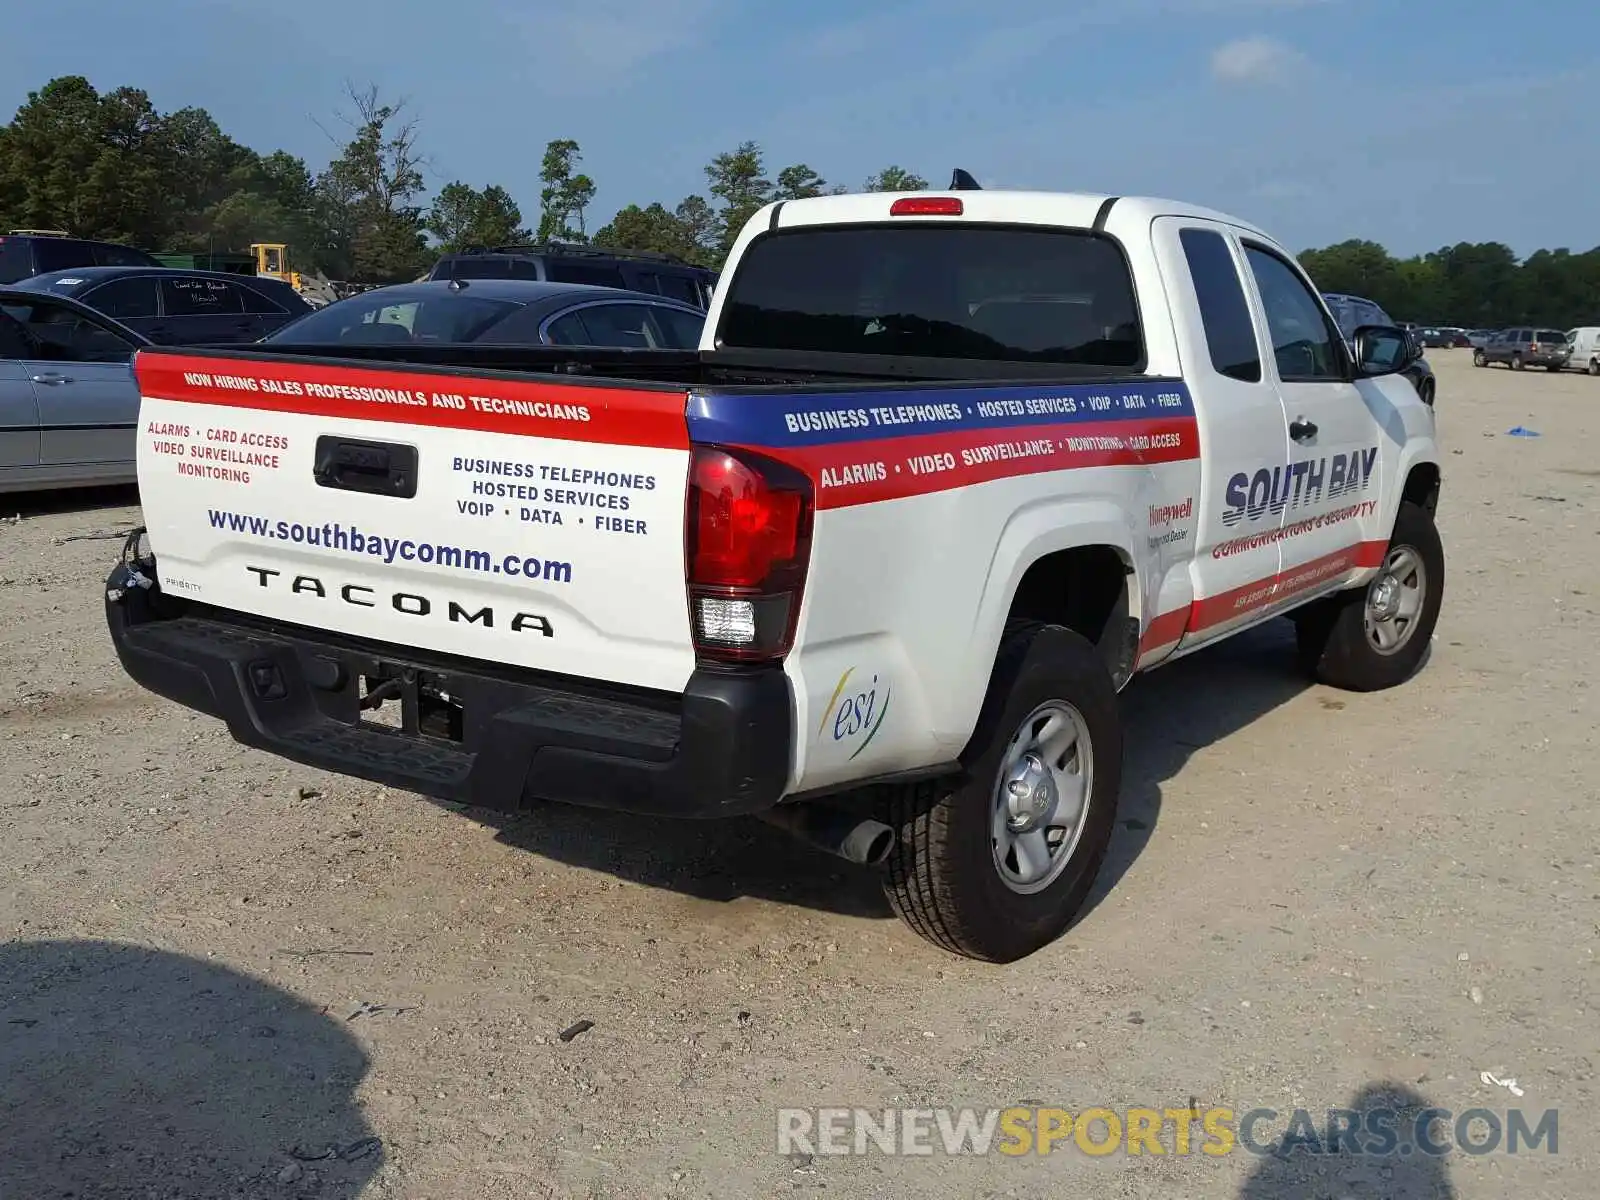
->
[687,383,1199,510]
[205,509,575,583]
[1136,539,1390,663]
[134,350,691,450]
[1220,447,1379,527]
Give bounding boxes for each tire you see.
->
[1294,501,1444,692]
[1547,364,1563,373]
[1420,380,1435,406]
[1511,354,1524,370]
[877,620,1122,963]
[1472,350,1486,367]
[1588,358,1599,377]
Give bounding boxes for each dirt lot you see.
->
[1,349,1596,1199]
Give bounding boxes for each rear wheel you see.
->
[1473,349,1487,367]
[1294,501,1444,692]
[1547,364,1563,373]
[1511,353,1524,370]
[878,620,1121,963]
[1589,358,1600,377]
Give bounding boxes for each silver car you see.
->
[0,287,147,493]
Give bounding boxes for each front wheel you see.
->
[1294,501,1445,692]
[877,620,1122,963]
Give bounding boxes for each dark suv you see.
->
[1474,328,1570,372]
[0,232,163,284]
[427,243,716,309]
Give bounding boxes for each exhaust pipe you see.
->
[760,802,896,868]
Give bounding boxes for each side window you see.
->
[1243,244,1344,381]
[562,303,652,347]
[543,260,627,289]
[1178,227,1262,383]
[653,273,701,305]
[83,276,160,320]
[31,240,99,274]
[506,258,544,280]
[550,305,649,347]
[94,243,156,268]
[1370,304,1395,327]
[0,239,30,284]
[647,305,705,349]
[238,285,288,315]
[8,299,136,363]
[161,277,245,316]
[543,312,591,345]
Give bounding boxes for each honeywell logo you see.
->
[1150,498,1193,527]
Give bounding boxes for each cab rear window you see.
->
[717,225,1143,368]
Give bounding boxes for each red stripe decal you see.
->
[1137,607,1189,656]
[754,417,1198,510]
[1139,538,1388,663]
[134,350,690,450]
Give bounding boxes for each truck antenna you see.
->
[949,169,982,191]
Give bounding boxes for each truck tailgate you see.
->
[133,350,697,693]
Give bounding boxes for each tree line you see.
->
[1299,239,1600,330]
[1,74,1596,324]
[0,76,929,284]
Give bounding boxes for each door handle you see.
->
[1289,416,1318,442]
[31,372,73,385]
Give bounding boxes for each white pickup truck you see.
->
[105,181,1443,962]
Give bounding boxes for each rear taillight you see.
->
[685,446,813,664]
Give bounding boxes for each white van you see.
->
[1566,327,1600,375]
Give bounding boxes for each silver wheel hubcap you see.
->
[1363,545,1426,656]
[991,701,1094,895]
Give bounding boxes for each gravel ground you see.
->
[1,349,1595,1199]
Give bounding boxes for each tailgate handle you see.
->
[313,436,418,499]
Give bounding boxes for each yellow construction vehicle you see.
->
[251,242,338,308]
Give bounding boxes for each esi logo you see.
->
[818,667,891,760]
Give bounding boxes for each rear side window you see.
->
[32,239,99,274]
[1178,228,1261,383]
[649,272,702,306]
[544,259,627,289]
[440,258,511,280]
[719,225,1143,368]
[161,277,245,315]
[1535,329,1566,343]
[238,284,288,315]
[649,305,705,348]
[84,276,160,320]
[0,239,31,284]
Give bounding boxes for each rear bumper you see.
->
[104,565,793,818]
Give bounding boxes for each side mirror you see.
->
[1351,324,1420,377]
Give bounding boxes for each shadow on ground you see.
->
[462,618,1315,925]
[1081,616,1314,921]
[0,939,382,1200]
[1237,1082,1458,1199]
[0,482,139,519]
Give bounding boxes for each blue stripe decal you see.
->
[686,381,1194,448]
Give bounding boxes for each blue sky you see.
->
[8,0,1595,257]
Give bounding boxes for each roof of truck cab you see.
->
[761,190,1273,241]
